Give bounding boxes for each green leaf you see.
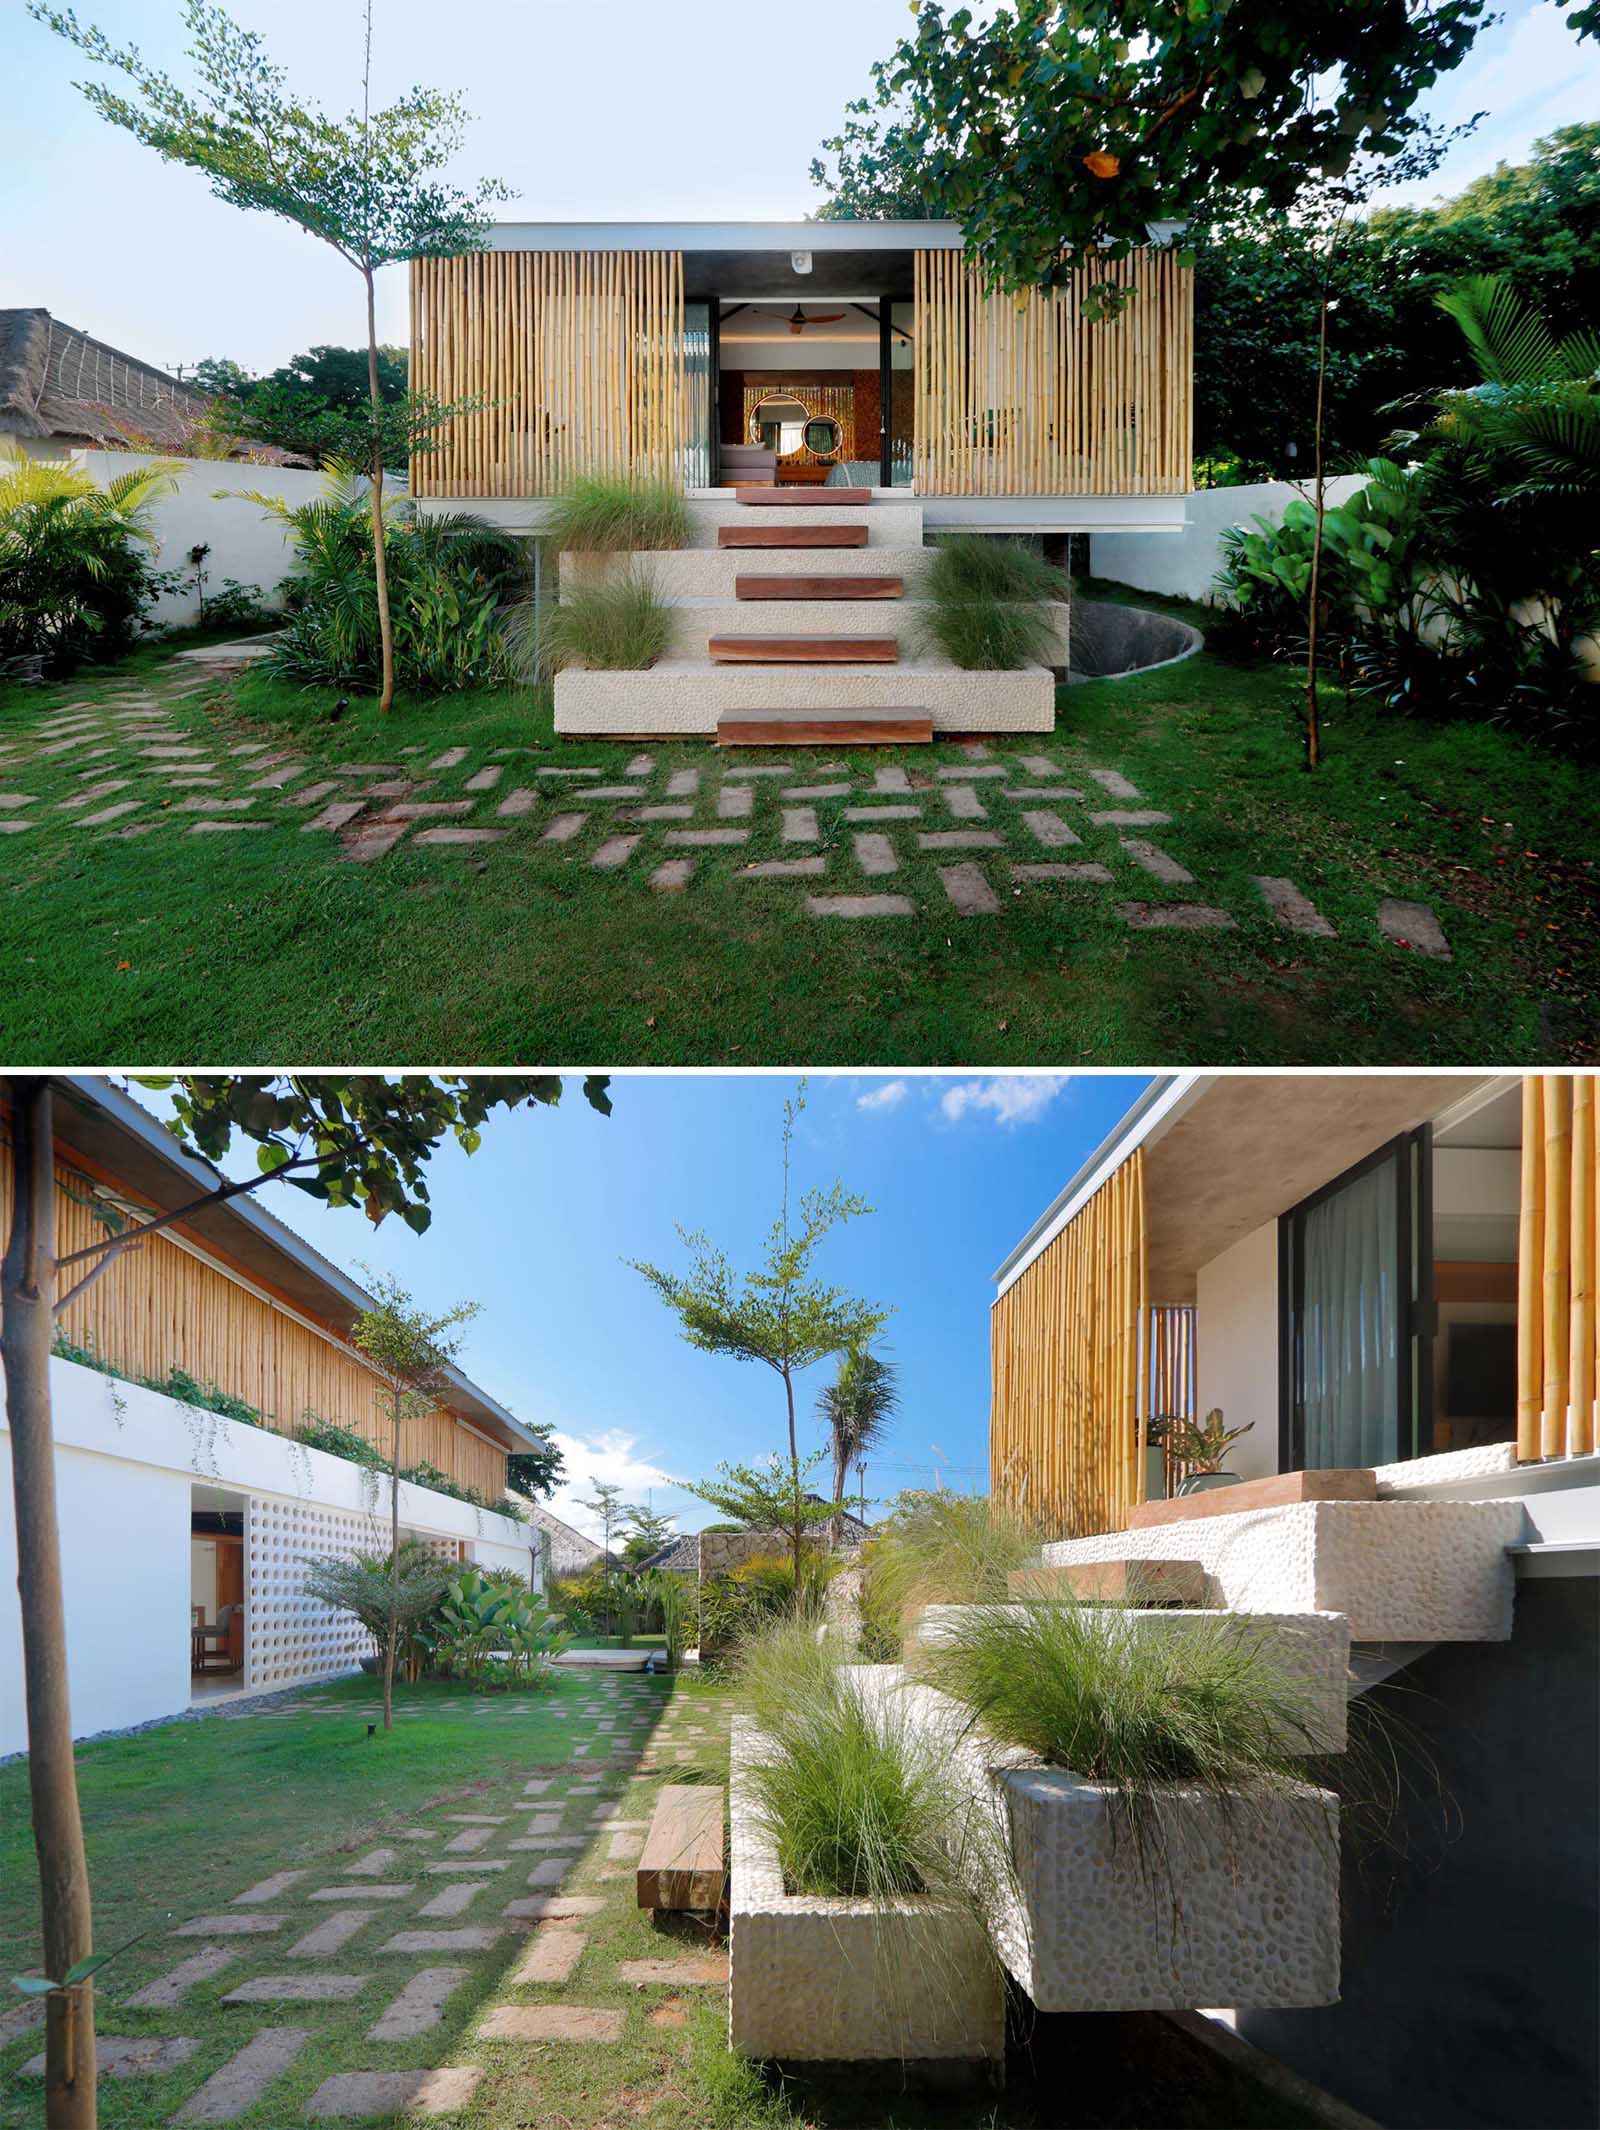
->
[10,1977,56,1997]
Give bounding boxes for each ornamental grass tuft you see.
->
[539,474,691,553]
[918,533,1070,670]
[522,567,672,678]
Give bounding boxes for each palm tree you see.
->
[817,1348,899,1532]
[0,444,180,669]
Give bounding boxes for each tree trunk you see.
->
[782,1367,803,1586]
[1,1078,98,2129]
[383,1388,399,1733]
[365,264,396,717]
[1304,288,1331,773]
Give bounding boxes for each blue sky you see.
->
[140,1073,1148,1542]
[4,1,1597,374]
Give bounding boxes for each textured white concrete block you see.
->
[727,1718,1005,2065]
[1372,1444,1519,1493]
[562,546,938,595]
[909,1605,1351,1752]
[554,658,1055,734]
[1040,1501,1525,1642]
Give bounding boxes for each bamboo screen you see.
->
[991,1150,1149,1538]
[1146,1302,1198,1495]
[913,249,1193,495]
[0,1141,507,1500]
[410,250,687,496]
[1517,1075,1598,1461]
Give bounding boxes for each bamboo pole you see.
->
[1570,1075,1596,1458]
[1518,1075,1546,1459]
[1544,1076,1573,1458]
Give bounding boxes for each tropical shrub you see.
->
[538,474,690,553]
[640,1569,692,1668]
[918,533,1069,670]
[857,1490,1039,1658]
[523,567,671,678]
[299,1542,452,1684]
[238,461,524,692]
[699,1548,838,1659]
[429,1568,568,1687]
[0,444,180,672]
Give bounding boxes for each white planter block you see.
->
[849,1669,1339,2016]
[554,657,1055,734]
[909,1605,1351,1752]
[728,1718,1005,2066]
[1040,1501,1525,1642]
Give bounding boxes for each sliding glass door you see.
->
[1281,1132,1433,1470]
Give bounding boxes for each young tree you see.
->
[299,1542,450,1688]
[32,0,512,713]
[620,1500,675,1566]
[0,1071,608,2126]
[632,1083,888,1582]
[350,1274,480,1732]
[813,0,1494,309]
[690,1451,841,1583]
[575,1481,625,1635]
[817,1347,899,1533]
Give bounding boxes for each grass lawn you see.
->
[1,614,1593,1065]
[1,1672,1335,2130]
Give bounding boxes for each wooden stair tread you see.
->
[734,485,872,506]
[709,636,898,664]
[717,716,933,748]
[718,526,870,549]
[637,1784,725,1911]
[1127,1468,1379,1531]
[736,575,902,601]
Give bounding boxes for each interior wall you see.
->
[190,1537,218,1617]
[1194,1219,1281,1481]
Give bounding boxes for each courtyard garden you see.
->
[1,612,1593,1068]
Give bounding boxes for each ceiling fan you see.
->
[783,304,847,334]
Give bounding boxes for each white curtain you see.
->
[1301,1159,1398,1469]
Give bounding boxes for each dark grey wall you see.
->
[1241,1576,1600,2130]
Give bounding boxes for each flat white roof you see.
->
[486,220,964,253]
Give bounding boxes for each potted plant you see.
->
[1170,1408,1253,1495]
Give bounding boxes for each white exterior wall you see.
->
[1090,476,1369,603]
[1194,1218,1281,1483]
[0,1357,533,1757]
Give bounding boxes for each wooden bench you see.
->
[637,1784,726,1912]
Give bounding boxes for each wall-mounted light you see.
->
[790,250,812,275]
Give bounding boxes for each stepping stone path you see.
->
[0,652,1457,961]
[176,2026,309,2122]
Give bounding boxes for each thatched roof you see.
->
[0,307,210,446]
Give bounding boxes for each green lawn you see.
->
[1,617,1592,1065]
[1,1672,1334,2130]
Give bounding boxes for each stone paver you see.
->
[1012,862,1113,885]
[288,1910,373,1957]
[381,1928,503,1953]
[781,806,818,843]
[784,782,849,800]
[940,863,1001,916]
[1089,766,1142,798]
[617,1955,728,1986]
[498,787,538,817]
[542,811,588,842]
[232,1870,305,1906]
[222,1973,370,2003]
[418,1881,489,1919]
[807,893,915,918]
[304,800,364,832]
[1119,902,1237,931]
[81,800,141,826]
[716,783,753,819]
[464,766,502,792]
[346,1848,398,1876]
[937,764,1004,779]
[853,832,898,877]
[591,833,640,869]
[125,1945,237,2008]
[175,1913,285,1937]
[525,1856,570,1887]
[1120,837,1193,884]
[306,2067,482,2119]
[1092,808,1171,827]
[175,2026,309,2122]
[740,856,826,878]
[918,830,1002,850]
[944,785,987,820]
[425,1858,508,1874]
[844,805,920,821]
[429,747,469,770]
[21,2035,198,2078]
[666,767,700,798]
[510,1928,587,1984]
[1378,896,1451,959]
[369,1966,470,2041]
[871,766,913,794]
[503,1895,606,1920]
[627,803,693,821]
[1021,809,1080,848]
[307,1883,413,1901]
[414,826,506,846]
[479,2004,625,2043]
[444,1824,496,1853]
[1253,875,1337,938]
[663,827,748,846]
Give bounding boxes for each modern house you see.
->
[408,220,1193,738]
[0,1079,545,1758]
[524,1498,604,1579]
[988,1071,1598,2130]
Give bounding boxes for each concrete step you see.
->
[1040,1500,1527,1643]
[733,484,873,506]
[553,655,1055,735]
[672,605,919,654]
[683,494,923,547]
[907,1604,1351,1751]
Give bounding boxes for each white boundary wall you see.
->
[0,1356,535,1756]
[1090,476,1370,603]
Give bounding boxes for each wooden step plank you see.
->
[709,636,898,665]
[734,485,872,506]
[718,525,870,549]
[717,716,933,748]
[735,575,903,601]
[1127,1468,1378,1531]
[637,1785,725,1911]
[1008,1561,1208,1607]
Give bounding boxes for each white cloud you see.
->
[856,1079,908,1112]
[939,1075,1073,1128]
[544,1428,686,1542]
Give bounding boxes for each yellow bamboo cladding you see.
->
[0,1141,508,1502]
[410,249,686,497]
[990,1150,1148,1538]
[1516,1074,1600,1461]
[915,247,1192,497]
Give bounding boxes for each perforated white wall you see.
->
[245,1496,375,1689]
